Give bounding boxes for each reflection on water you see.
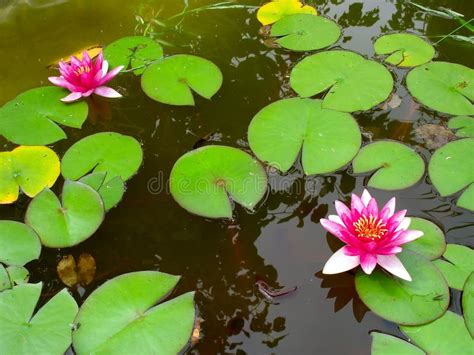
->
[0,0,473,353]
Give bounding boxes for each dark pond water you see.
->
[0,0,473,353]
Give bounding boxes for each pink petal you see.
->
[94,86,122,98]
[375,246,402,255]
[48,76,72,90]
[343,245,362,256]
[360,253,377,274]
[328,214,344,226]
[377,255,412,281]
[61,92,83,102]
[99,65,124,84]
[83,89,94,97]
[101,59,109,77]
[396,217,411,232]
[351,193,365,213]
[323,248,360,274]
[320,219,354,245]
[391,230,424,246]
[367,198,379,217]
[380,197,396,220]
[361,189,372,206]
[387,210,407,232]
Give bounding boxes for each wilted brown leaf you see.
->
[77,253,96,286]
[57,253,96,287]
[414,124,456,150]
[57,255,79,287]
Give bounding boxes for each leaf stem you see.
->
[433,18,474,45]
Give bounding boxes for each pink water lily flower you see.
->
[320,190,423,281]
[49,50,124,102]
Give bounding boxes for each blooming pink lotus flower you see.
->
[320,190,423,281]
[49,51,124,102]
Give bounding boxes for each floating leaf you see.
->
[0,283,78,355]
[248,98,361,174]
[403,217,446,260]
[433,244,474,290]
[25,181,104,248]
[371,332,424,355]
[57,253,96,288]
[141,55,223,106]
[428,138,474,211]
[79,172,125,211]
[0,146,60,204]
[0,265,11,291]
[0,86,88,145]
[270,14,340,51]
[7,266,29,286]
[290,50,393,112]
[170,145,267,219]
[257,0,317,25]
[401,311,472,354]
[448,116,474,138]
[374,33,435,67]
[463,272,474,337]
[355,251,449,325]
[352,141,425,190]
[72,271,195,354]
[406,62,474,115]
[104,36,163,75]
[61,132,143,184]
[0,221,41,266]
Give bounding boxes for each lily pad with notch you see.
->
[0,146,60,204]
[257,0,317,26]
[248,98,361,174]
[407,62,474,115]
[462,272,474,337]
[0,283,78,355]
[403,217,446,260]
[355,250,450,325]
[0,220,41,266]
[72,271,195,354]
[104,36,164,75]
[290,50,393,112]
[170,145,267,219]
[141,54,223,106]
[61,132,143,184]
[371,332,424,355]
[270,14,340,51]
[428,138,474,211]
[433,244,474,290]
[352,141,425,190]
[79,172,125,211]
[448,116,474,138]
[374,33,435,67]
[0,86,88,145]
[25,180,105,248]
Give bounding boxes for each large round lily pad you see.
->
[355,251,450,325]
[61,132,143,184]
[371,332,424,355]
[428,138,474,211]
[0,221,41,266]
[290,50,393,112]
[463,272,474,338]
[403,217,446,260]
[72,271,195,354]
[270,14,340,51]
[104,36,163,75]
[79,172,125,211]
[0,86,88,145]
[248,98,361,174]
[170,145,267,219]
[141,55,223,106]
[352,141,425,190]
[25,181,105,248]
[407,62,474,115]
[0,283,78,355]
[257,0,317,25]
[0,146,60,204]
[401,311,472,354]
[433,244,474,290]
[374,33,435,67]
[448,116,474,138]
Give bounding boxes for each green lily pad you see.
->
[374,33,435,67]
[401,311,472,354]
[270,14,340,51]
[352,141,425,190]
[448,116,474,138]
[25,180,105,248]
[407,62,474,115]
[0,283,78,355]
[0,221,41,266]
[355,251,449,325]
[170,145,267,219]
[141,54,223,106]
[6,266,29,286]
[104,36,164,75]
[403,217,446,260]
[0,145,60,204]
[72,271,195,354]
[0,86,88,145]
[0,265,11,291]
[433,244,474,290]
[428,138,474,211]
[79,173,125,211]
[248,98,361,174]
[462,272,474,338]
[371,332,424,355]
[61,132,143,184]
[290,50,393,112]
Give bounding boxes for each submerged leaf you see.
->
[433,244,474,290]
[448,116,474,138]
[257,0,317,26]
[57,253,96,288]
[371,332,424,355]
[414,124,455,150]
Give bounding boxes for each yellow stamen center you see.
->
[353,215,388,242]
